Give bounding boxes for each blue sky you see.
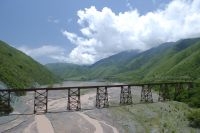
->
[0,0,200,64]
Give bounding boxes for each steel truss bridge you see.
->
[0,81,194,114]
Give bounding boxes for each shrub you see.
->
[187,109,200,128]
[188,85,200,108]
[0,101,13,116]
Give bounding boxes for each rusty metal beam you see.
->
[158,84,170,102]
[187,82,193,98]
[34,90,48,114]
[0,90,11,114]
[96,87,109,108]
[174,83,183,100]
[120,85,132,105]
[141,85,153,102]
[67,88,81,111]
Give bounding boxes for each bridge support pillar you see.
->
[174,83,183,101]
[67,88,81,111]
[158,84,170,102]
[140,85,153,102]
[96,87,109,108]
[187,82,193,98]
[0,90,11,114]
[34,90,48,114]
[120,85,132,105]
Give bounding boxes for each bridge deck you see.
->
[0,81,193,92]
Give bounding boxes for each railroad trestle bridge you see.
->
[0,81,194,114]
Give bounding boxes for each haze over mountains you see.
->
[46,37,200,82]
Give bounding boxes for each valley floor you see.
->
[0,81,199,133]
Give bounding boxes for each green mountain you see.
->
[0,40,57,89]
[45,63,89,80]
[88,50,140,80]
[46,50,139,80]
[114,38,200,82]
[46,37,200,82]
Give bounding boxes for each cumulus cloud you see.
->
[63,0,200,64]
[18,45,67,63]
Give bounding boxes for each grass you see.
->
[109,101,198,133]
[0,40,57,89]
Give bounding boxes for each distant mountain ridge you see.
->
[46,37,200,83]
[0,40,57,88]
[45,63,89,80]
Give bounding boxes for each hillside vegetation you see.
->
[46,38,200,128]
[46,63,89,80]
[109,38,200,82]
[46,37,200,82]
[0,40,57,89]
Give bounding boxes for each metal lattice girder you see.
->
[67,88,81,111]
[96,87,109,108]
[34,90,48,114]
[174,83,183,100]
[120,85,132,105]
[188,82,193,89]
[158,84,170,102]
[140,85,153,102]
[0,90,11,113]
[187,82,193,98]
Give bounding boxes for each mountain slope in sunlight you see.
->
[46,38,200,82]
[0,40,57,88]
[106,38,200,82]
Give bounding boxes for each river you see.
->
[1,81,197,133]
[0,81,120,133]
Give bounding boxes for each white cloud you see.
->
[63,0,200,65]
[18,45,67,63]
[48,16,60,24]
[126,0,133,10]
